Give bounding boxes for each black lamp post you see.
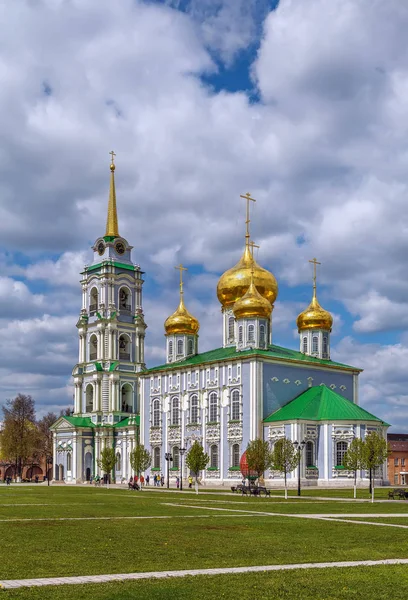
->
[293,440,306,496]
[46,455,53,487]
[165,452,173,489]
[179,447,186,491]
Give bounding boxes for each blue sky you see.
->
[0,0,408,430]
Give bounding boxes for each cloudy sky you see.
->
[1,0,408,429]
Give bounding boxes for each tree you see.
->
[362,431,390,503]
[97,447,117,487]
[186,441,209,491]
[245,439,271,483]
[130,443,151,483]
[1,395,38,480]
[270,437,299,499]
[343,438,365,499]
[59,407,74,417]
[37,412,58,484]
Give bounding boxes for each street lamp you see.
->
[165,452,173,489]
[293,440,306,497]
[179,447,186,491]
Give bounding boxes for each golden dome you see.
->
[164,295,200,336]
[233,278,272,320]
[217,243,278,309]
[296,294,333,332]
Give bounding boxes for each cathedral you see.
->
[51,156,389,486]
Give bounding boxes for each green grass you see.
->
[1,485,408,598]
[2,566,408,599]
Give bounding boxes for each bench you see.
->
[388,488,408,499]
[238,485,271,497]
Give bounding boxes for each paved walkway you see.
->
[2,559,408,589]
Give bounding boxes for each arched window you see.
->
[336,441,348,467]
[238,326,243,344]
[259,324,266,347]
[121,384,133,413]
[168,340,173,356]
[210,445,219,469]
[119,287,131,313]
[152,399,161,427]
[303,337,308,354]
[116,452,121,471]
[312,336,318,354]
[187,339,194,355]
[89,335,98,361]
[232,444,240,468]
[67,452,72,471]
[209,392,218,423]
[119,335,130,360]
[90,287,98,315]
[305,441,314,467]
[171,397,180,426]
[173,446,180,469]
[228,316,235,340]
[248,324,255,342]
[177,339,184,355]
[231,390,240,421]
[154,447,161,469]
[190,395,199,424]
[323,335,328,357]
[85,384,94,412]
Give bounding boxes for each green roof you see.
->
[62,416,95,428]
[114,415,140,428]
[145,344,359,373]
[264,385,389,425]
[56,415,140,429]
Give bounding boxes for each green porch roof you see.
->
[145,344,359,373]
[114,415,140,428]
[56,415,140,429]
[62,416,95,428]
[264,385,389,425]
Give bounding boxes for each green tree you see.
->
[37,412,58,484]
[270,437,299,499]
[130,443,151,483]
[362,431,390,503]
[343,438,365,499]
[1,395,38,480]
[246,439,271,483]
[186,441,209,491]
[97,447,117,487]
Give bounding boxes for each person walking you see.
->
[188,476,193,489]
[140,474,145,487]
[153,474,157,486]
[146,474,150,486]
[161,474,164,487]
[176,476,180,489]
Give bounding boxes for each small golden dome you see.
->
[233,279,272,320]
[217,243,278,308]
[164,295,200,336]
[297,294,333,332]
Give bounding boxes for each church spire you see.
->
[105,150,119,238]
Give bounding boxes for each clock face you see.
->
[115,241,126,255]
[97,241,105,256]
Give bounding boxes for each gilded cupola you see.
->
[164,264,200,336]
[297,258,333,332]
[233,273,272,320]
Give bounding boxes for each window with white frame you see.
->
[116,452,121,471]
[171,397,180,426]
[248,324,255,342]
[312,336,318,354]
[209,392,218,422]
[303,337,308,354]
[238,326,243,343]
[173,446,180,469]
[259,324,265,347]
[232,443,240,467]
[67,452,72,471]
[177,339,183,355]
[154,447,161,468]
[322,335,328,357]
[152,399,161,427]
[305,441,314,467]
[187,338,194,355]
[231,390,240,421]
[210,444,219,469]
[168,340,173,356]
[336,441,348,466]
[190,394,199,424]
[228,316,235,340]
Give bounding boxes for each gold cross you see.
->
[109,150,116,165]
[240,192,256,239]
[175,263,187,293]
[248,240,260,258]
[309,257,321,292]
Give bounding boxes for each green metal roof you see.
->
[55,415,140,429]
[114,415,140,428]
[145,344,359,373]
[263,385,389,425]
[62,416,95,428]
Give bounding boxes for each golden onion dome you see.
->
[217,243,278,309]
[296,294,333,332]
[164,294,200,336]
[233,278,272,320]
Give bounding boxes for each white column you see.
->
[95,435,100,476]
[52,433,57,481]
[108,329,112,360]
[324,424,329,480]
[72,432,77,481]
[109,378,113,412]
[122,435,127,480]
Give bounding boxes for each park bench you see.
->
[128,481,140,491]
[388,488,408,499]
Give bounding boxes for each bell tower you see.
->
[72,152,147,424]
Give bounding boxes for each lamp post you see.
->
[165,452,173,489]
[179,447,186,491]
[293,440,306,496]
[46,455,53,487]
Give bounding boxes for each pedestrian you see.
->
[188,476,193,489]
[176,476,180,489]
[146,474,150,486]
[140,474,145,487]
[153,474,157,486]
[161,474,164,487]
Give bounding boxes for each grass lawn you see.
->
[1,485,408,598]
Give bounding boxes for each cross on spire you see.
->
[175,263,187,294]
[109,150,116,166]
[240,192,256,242]
[309,257,321,296]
